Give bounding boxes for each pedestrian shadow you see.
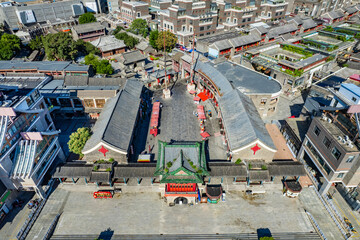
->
[97,227,114,240]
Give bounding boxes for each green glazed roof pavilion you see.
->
[155,141,209,183]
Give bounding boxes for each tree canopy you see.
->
[84,53,114,75]
[156,31,177,52]
[0,33,21,60]
[79,13,97,24]
[42,32,78,60]
[115,32,139,49]
[41,32,100,60]
[149,30,159,50]
[129,19,149,38]
[68,127,92,158]
[29,36,43,51]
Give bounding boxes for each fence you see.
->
[305,210,327,240]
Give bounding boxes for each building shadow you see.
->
[97,228,114,240]
[290,103,304,118]
[257,228,272,239]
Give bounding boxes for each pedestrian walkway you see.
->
[299,187,344,240]
[330,187,360,238]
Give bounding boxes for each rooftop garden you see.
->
[300,38,338,52]
[281,44,313,58]
[322,26,356,41]
[281,68,304,77]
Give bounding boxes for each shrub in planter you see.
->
[235,159,242,164]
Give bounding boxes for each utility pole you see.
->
[189,33,196,84]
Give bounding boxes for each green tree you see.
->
[149,30,159,50]
[29,36,43,51]
[156,31,177,52]
[42,32,78,60]
[0,33,21,60]
[76,39,100,55]
[129,19,148,37]
[115,32,139,49]
[113,26,124,35]
[84,53,113,75]
[78,13,96,24]
[68,127,92,158]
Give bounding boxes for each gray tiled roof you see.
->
[209,162,247,176]
[53,164,93,178]
[90,171,110,182]
[114,164,156,178]
[249,170,270,181]
[0,60,89,72]
[0,0,84,29]
[268,161,306,176]
[219,89,276,152]
[210,39,232,51]
[72,22,105,34]
[82,79,143,153]
[344,5,358,14]
[302,18,318,30]
[121,50,147,65]
[212,61,282,94]
[229,34,261,48]
[194,61,233,96]
[254,26,268,35]
[91,36,126,53]
[267,23,298,39]
[289,16,303,26]
[324,10,345,19]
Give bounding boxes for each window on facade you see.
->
[200,26,204,31]
[337,173,344,178]
[346,155,355,163]
[26,96,34,107]
[331,147,341,160]
[323,136,331,148]
[352,97,357,102]
[83,99,95,108]
[314,126,321,136]
[248,18,251,21]
[260,98,267,105]
[207,25,211,29]
[306,140,331,175]
[242,19,246,22]
[59,98,72,108]
[95,99,106,108]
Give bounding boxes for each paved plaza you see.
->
[21,183,327,239]
[139,81,227,162]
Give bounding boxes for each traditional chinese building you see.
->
[154,141,209,204]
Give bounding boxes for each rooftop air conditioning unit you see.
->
[322,116,328,121]
[338,136,343,141]
[327,118,332,123]
[341,139,347,144]
[349,144,354,148]
[345,135,350,141]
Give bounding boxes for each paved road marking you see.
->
[332,197,360,238]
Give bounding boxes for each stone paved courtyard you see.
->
[22,184,325,239]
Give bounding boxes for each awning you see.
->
[150,128,158,136]
[197,92,208,101]
[200,132,210,138]
[350,74,360,82]
[348,105,360,114]
[193,96,200,101]
[249,170,270,181]
[197,105,206,119]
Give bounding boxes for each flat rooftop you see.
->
[0,76,48,106]
[211,61,282,94]
[315,117,360,152]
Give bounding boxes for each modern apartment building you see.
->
[0,76,65,198]
[118,1,151,24]
[290,0,351,18]
[298,83,360,195]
